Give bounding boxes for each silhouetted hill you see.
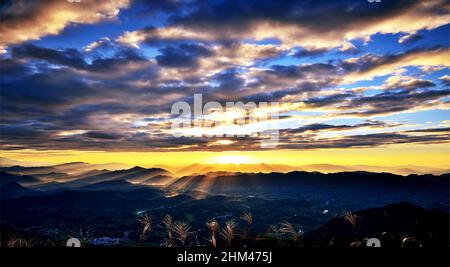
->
[0,182,35,198]
[168,171,449,195]
[303,202,449,247]
[0,166,58,175]
[77,179,142,191]
[167,171,449,211]
[0,172,40,185]
[55,166,175,188]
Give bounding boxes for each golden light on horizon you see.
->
[213,140,235,145]
[1,143,449,169]
[208,154,257,165]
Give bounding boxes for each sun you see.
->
[209,154,256,165]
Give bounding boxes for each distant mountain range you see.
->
[157,163,450,176]
[2,157,449,176]
[1,162,448,212]
[1,161,448,247]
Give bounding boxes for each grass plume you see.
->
[279,221,301,241]
[341,210,358,228]
[220,219,238,246]
[206,220,219,247]
[173,221,192,246]
[163,214,174,247]
[240,211,253,238]
[138,213,153,246]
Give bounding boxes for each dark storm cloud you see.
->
[10,44,149,73]
[170,0,421,32]
[241,79,336,103]
[283,121,388,135]
[0,66,93,108]
[405,127,450,133]
[156,43,213,68]
[303,94,353,108]
[83,131,123,140]
[340,46,447,74]
[12,44,87,69]
[349,89,449,110]
[134,0,185,15]
[304,88,447,117]
[211,69,245,92]
[388,80,435,90]
[278,132,450,150]
[265,63,337,80]
[293,47,329,58]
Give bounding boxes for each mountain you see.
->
[0,162,130,181]
[1,164,448,247]
[0,157,53,167]
[0,181,36,198]
[167,171,449,210]
[0,172,40,185]
[168,171,450,193]
[51,162,130,175]
[41,166,175,189]
[155,163,449,176]
[77,179,143,191]
[0,165,59,175]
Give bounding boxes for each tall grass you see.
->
[267,224,280,240]
[206,220,219,247]
[163,214,174,247]
[220,219,238,246]
[341,210,358,228]
[173,221,192,246]
[5,236,35,247]
[138,213,153,246]
[240,211,253,239]
[279,221,301,242]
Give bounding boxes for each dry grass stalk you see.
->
[138,213,153,246]
[240,211,253,225]
[174,221,192,246]
[163,214,174,247]
[206,220,219,247]
[220,219,238,246]
[279,221,301,241]
[240,211,253,238]
[341,210,358,228]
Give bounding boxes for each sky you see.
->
[0,0,449,167]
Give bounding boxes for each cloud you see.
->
[155,43,213,68]
[0,0,130,53]
[9,43,153,76]
[12,44,87,69]
[342,89,449,116]
[283,120,390,134]
[341,47,450,83]
[292,47,329,58]
[1,1,449,152]
[398,32,424,44]
[82,131,123,140]
[119,0,449,51]
[406,127,450,133]
[84,37,114,52]
[381,75,436,90]
[276,130,450,150]
[439,75,450,86]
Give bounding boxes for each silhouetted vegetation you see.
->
[2,202,447,247]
